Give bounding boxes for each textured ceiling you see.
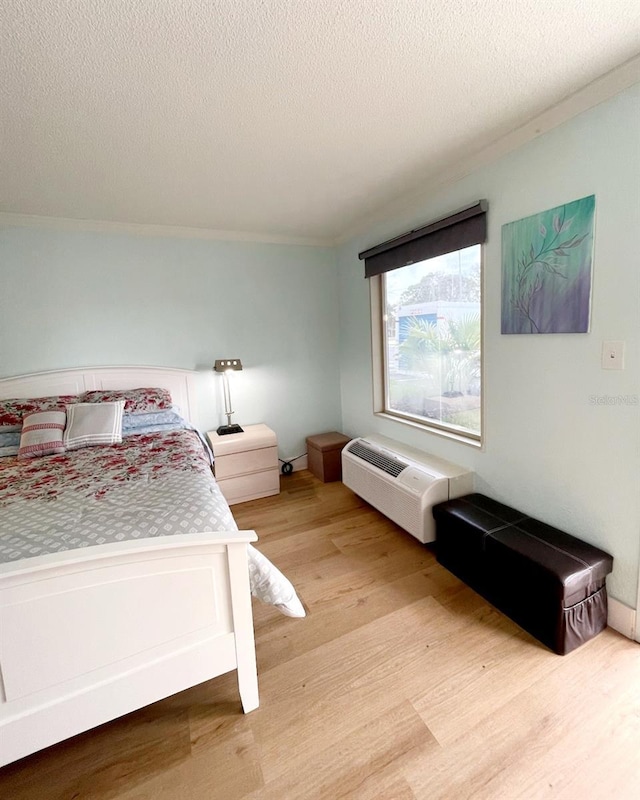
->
[1,1,639,242]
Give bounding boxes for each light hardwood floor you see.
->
[2,471,639,799]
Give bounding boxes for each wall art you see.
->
[501,195,595,334]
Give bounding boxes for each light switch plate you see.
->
[602,341,625,370]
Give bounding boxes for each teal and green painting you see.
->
[501,195,595,334]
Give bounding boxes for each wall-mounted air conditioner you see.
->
[341,434,474,543]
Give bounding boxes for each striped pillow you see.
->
[63,401,125,451]
[18,411,66,459]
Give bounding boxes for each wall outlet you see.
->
[601,341,625,370]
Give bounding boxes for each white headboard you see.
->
[0,366,199,423]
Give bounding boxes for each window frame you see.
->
[370,247,484,447]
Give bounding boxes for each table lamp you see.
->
[214,359,244,435]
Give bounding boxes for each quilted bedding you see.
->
[0,429,305,617]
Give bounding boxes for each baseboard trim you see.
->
[291,455,308,473]
[607,597,637,641]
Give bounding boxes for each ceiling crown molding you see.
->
[0,212,332,248]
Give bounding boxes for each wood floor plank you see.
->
[249,597,514,785]
[252,569,454,672]
[403,629,640,800]
[469,633,640,800]
[290,545,436,608]
[366,777,417,800]
[255,529,342,572]
[250,597,453,750]
[0,704,193,800]
[410,603,560,746]
[245,700,436,800]
[114,764,193,800]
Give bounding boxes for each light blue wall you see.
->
[0,229,341,459]
[336,85,640,609]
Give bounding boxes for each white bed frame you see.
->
[0,366,259,768]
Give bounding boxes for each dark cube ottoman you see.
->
[433,493,613,655]
[306,432,351,482]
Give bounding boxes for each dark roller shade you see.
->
[359,200,488,278]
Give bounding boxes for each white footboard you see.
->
[0,531,259,768]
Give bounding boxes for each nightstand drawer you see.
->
[214,446,278,480]
[217,469,280,505]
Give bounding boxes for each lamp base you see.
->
[216,424,244,436]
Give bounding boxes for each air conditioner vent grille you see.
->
[346,441,407,478]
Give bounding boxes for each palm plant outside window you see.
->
[381,244,482,439]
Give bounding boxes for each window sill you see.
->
[374,411,483,450]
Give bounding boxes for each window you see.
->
[381,245,482,439]
[361,202,486,443]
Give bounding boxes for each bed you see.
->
[0,366,303,768]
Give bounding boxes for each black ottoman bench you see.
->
[432,493,613,655]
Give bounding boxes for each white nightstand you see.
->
[206,424,280,505]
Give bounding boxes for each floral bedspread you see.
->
[0,430,210,505]
[0,429,305,617]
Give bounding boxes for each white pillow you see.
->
[18,410,66,459]
[63,401,125,451]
